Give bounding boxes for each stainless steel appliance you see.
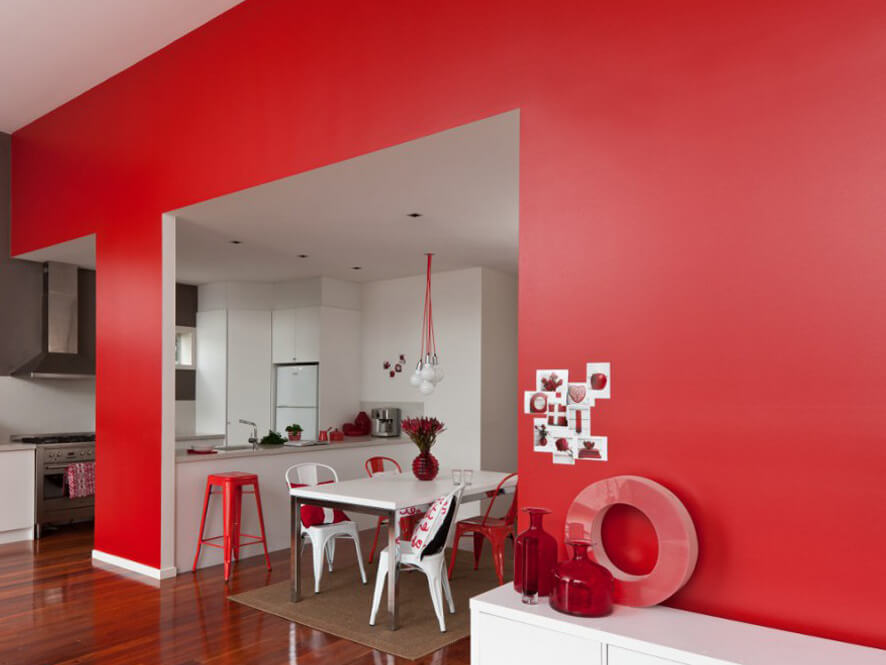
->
[370,407,402,438]
[12,262,95,379]
[12,432,96,538]
[274,363,319,440]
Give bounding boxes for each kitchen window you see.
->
[175,326,196,369]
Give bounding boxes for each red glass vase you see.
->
[412,452,439,480]
[550,541,614,617]
[514,507,557,604]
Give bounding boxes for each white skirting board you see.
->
[92,549,177,581]
[470,584,885,665]
[0,527,34,545]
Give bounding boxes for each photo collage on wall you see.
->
[524,362,610,465]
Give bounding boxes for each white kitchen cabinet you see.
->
[195,310,228,435]
[227,310,273,442]
[272,307,320,364]
[0,449,36,543]
[317,306,361,432]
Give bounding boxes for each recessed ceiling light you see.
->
[407,212,422,218]
[352,266,362,270]
[298,254,309,258]
[229,240,242,244]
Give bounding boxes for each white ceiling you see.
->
[171,111,519,284]
[0,0,243,132]
[15,111,520,285]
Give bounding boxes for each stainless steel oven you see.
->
[13,433,96,538]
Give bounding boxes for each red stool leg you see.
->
[192,479,212,572]
[222,481,233,582]
[252,479,272,571]
[231,485,242,561]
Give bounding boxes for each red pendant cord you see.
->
[420,254,436,362]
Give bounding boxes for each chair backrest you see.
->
[285,462,339,488]
[479,473,519,526]
[364,456,402,477]
[443,485,466,551]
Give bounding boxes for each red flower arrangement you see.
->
[402,417,446,454]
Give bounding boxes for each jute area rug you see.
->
[229,547,513,660]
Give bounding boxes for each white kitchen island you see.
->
[175,436,414,573]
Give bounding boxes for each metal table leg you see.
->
[291,495,302,602]
[387,508,399,630]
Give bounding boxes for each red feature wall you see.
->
[11,0,886,648]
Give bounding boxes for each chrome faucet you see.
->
[239,419,258,448]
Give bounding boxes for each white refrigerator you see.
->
[275,363,319,440]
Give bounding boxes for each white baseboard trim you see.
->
[0,527,34,544]
[92,549,177,580]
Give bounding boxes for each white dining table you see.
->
[289,469,515,630]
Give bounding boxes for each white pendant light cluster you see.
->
[409,253,444,396]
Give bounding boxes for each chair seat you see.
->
[458,516,510,528]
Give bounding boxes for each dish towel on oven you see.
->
[66,462,95,499]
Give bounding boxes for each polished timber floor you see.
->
[0,524,469,664]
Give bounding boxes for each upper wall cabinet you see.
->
[272,307,320,364]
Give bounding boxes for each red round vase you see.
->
[412,452,439,480]
[550,541,614,617]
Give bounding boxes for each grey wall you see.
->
[0,132,44,375]
[0,133,96,376]
[175,283,198,400]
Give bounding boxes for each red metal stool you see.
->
[192,472,271,581]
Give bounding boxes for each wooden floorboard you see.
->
[0,524,470,664]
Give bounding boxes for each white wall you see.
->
[361,268,484,471]
[0,377,95,439]
[480,268,519,473]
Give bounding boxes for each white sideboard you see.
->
[470,584,885,665]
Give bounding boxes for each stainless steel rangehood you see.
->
[12,262,95,379]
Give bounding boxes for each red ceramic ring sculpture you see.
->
[564,475,698,607]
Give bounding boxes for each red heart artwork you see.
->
[568,384,587,403]
[590,373,608,390]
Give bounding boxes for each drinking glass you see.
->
[463,469,473,486]
[452,468,463,485]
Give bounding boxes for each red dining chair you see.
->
[448,473,518,585]
[364,456,424,564]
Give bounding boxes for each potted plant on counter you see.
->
[285,424,303,441]
[259,430,286,446]
[402,417,446,480]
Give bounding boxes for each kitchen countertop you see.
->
[175,435,411,463]
[0,442,37,452]
[176,434,225,441]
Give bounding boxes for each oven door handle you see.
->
[43,464,85,471]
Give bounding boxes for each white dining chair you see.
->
[369,485,464,632]
[285,462,367,593]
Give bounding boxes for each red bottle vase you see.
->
[412,452,439,481]
[514,507,557,604]
[550,541,614,617]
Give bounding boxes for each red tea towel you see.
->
[66,462,95,499]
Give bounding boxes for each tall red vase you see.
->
[412,452,439,480]
[550,541,614,617]
[514,507,557,604]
